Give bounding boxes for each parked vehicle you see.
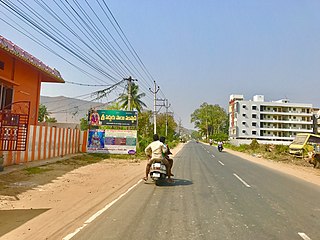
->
[289,133,320,155]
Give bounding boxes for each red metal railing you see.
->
[0,101,30,151]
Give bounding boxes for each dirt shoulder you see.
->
[0,143,319,239]
[0,144,185,240]
[224,148,320,186]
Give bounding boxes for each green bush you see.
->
[274,145,289,154]
[249,139,259,150]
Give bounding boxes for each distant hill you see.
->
[40,96,195,134]
[40,96,105,123]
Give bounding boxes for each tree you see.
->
[45,117,57,123]
[106,101,122,110]
[156,113,177,142]
[38,104,49,122]
[118,82,147,112]
[137,110,153,151]
[80,117,89,131]
[191,102,228,141]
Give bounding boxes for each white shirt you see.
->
[145,140,167,160]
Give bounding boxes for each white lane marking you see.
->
[212,154,215,158]
[298,232,312,240]
[63,179,143,240]
[218,161,224,166]
[207,151,210,154]
[233,173,251,188]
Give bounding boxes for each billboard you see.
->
[87,129,137,154]
[89,110,137,127]
[87,110,138,154]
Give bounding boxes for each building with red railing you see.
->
[0,35,86,167]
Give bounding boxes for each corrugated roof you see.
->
[0,35,64,83]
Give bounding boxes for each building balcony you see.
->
[260,111,313,116]
[260,119,312,124]
[259,127,313,133]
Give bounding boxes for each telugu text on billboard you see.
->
[89,110,137,127]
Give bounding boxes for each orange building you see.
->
[0,35,64,125]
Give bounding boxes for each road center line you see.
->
[211,154,215,158]
[63,179,143,240]
[218,161,224,166]
[298,232,312,240]
[233,173,251,188]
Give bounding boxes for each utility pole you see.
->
[149,81,160,134]
[165,99,172,137]
[124,76,137,111]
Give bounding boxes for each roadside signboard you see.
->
[87,110,138,155]
[88,110,137,127]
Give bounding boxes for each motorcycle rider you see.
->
[217,141,223,151]
[144,134,173,182]
[160,136,174,177]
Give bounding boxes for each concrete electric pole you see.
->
[165,99,172,137]
[124,76,137,111]
[149,81,160,134]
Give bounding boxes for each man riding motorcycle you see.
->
[144,134,173,183]
[217,141,223,151]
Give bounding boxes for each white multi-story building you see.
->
[229,94,314,145]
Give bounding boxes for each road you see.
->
[65,141,320,240]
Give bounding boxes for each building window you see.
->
[252,130,257,135]
[0,84,13,110]
[242,113,246,117]
[242,130,246,133]
[0,61,4,70]
[242,105,246,109]
[252,114,257,118]
[252,105,257,110]
[252,122,257,127]
[242,121,246,125]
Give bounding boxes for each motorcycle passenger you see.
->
[160,136,174,177]
[209,139,213,145]
[144,134,173,182]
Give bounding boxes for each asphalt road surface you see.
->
[65,141,320,240]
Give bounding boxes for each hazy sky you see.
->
[1,0,320,129]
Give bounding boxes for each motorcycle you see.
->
[218,145,223,152]
[150,162,167,184]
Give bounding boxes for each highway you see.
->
[66,141,320,240]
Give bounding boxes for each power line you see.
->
[0,1,162,113]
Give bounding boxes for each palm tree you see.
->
[118,83,147,112]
